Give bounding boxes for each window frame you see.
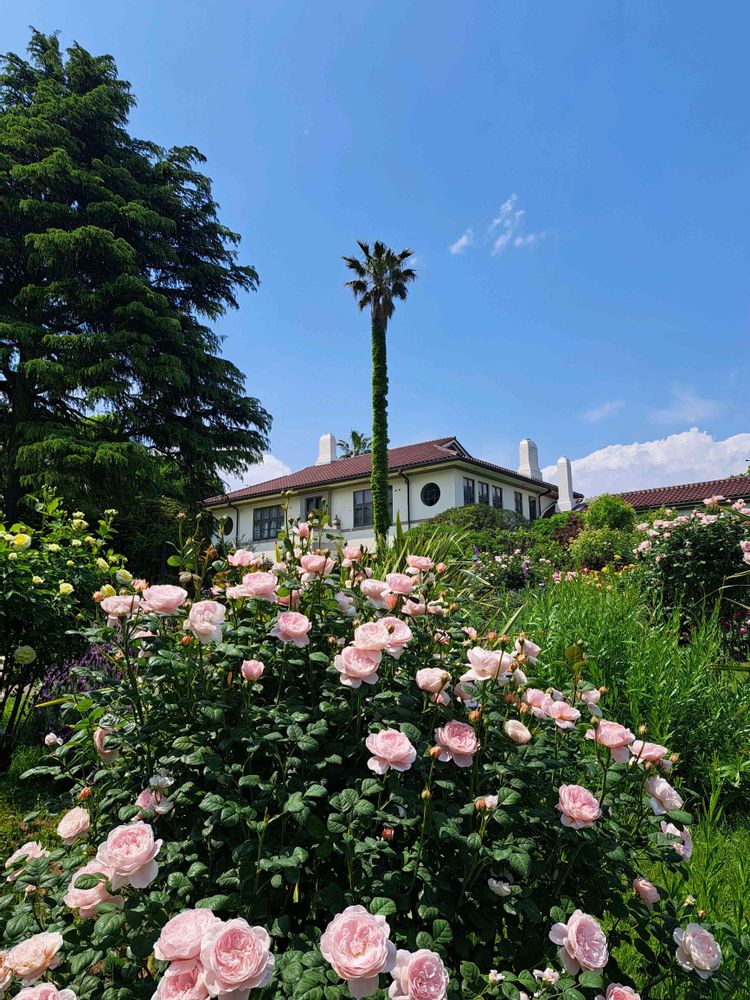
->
[491,486,503,509]
[529,496,538,521]
[463,477,476,505]
[252,504,284,542]
[420,482,441,507]
[353,486,393,528]
[478,482,490,506]
[304,495,326,518]
[514,491,524,516]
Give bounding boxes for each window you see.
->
[463,477,475,505]
[529,497,538,521]
[252,504,284,542]
[491,486,503,509]
[353,487,393,528]
[420,482,441,507]
[305,495,326,518]
[514,491,523,515]
[478,482,489,505]
[222,516,234,536]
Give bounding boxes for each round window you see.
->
[420,482,441,507]
[222,516,234,536]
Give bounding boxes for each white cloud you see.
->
[583,400,625,424]
[221,454,292,493]
[489,194,548,255]
[651,386,723,425]
[542,428,750,498]
[449,229,473,255]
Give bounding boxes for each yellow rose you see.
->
[47,543,61,553]
[12,533,32,550]
[59,582,74,596]
[96,558,109,572]
[116,569,133,585]
[32,575,44,584]
[101,584,116,598]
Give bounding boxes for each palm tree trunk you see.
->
[370,313,390,543]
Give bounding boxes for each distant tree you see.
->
[337,430,371,458]
[0,31,270,523]
[343,241,415,544]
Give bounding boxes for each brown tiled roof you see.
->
[614,475,750,511]
[205,437,572,506]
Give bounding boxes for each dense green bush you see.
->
[586,496,637,533]
[569,527,635,571]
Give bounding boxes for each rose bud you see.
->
[427,745,442,758]
[180,635,193,647]
[78,786,92,801]
[381,826,394,841]
[469,709,482,723]
[436,562,447,574]
[475,798,487,811]
[421,788,432,800]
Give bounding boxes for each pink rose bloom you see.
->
[594,987,641,1000]
[632,877,660,909]
[241,659,265,681]
[514,636,541,663]
[295,521,311,538]
[344,544,363,562]
[674,924,722,979]
[360,578,390,609]
[100,594,141,625]
[96,821,162,889]
[7,931,63,985]
[401,598,426,618]
[16,985,78,1000]
[645,776,683,815]
[200,918,274,995]
[277,588,301,608]
[661,822,693,860]
[63,860,123,918]
[503,720,531,745]
[154,909,220,962]
[320,905,397,998]
[547,701,581,730]
[630,740,669,767]
[385,573,413,596]
[416,668,451,706]
[585,719,634,762]
[557,784,601,830]
[454,680,478,704]
[0,953,10,997]
[549,909,609,975]
[406,555,433,573]
[239,571,278,601]
[153,959,208,1000]
[580,689,602,717]
[335,646,382,688]
[187,601,225,643]
[134,787,173,818]
[523,688,553,719]
[434,721,479,767]
[270,610,312,646]
[389,949,448,1000]
[335,592,356,617]
[56,806,90,846]
[365,729,417,774]
[94,725,119,763]
[461,647,513,684]
[300,554,334,577]
[142,585,188,613]
[227,549,257,567]
[353,621,391,652]
[5,841,50,881]
[380,617,413,658]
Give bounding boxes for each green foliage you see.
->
[427,503,526,533]
[569,526,635,570]
[0,30,270,522]
[336,431,371,458]
[586,495,637,532]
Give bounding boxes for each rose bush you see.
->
[1,516,747,999]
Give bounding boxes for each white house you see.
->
[205,435,581,551]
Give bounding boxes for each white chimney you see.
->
[315,433,337,465]
[518,438,542,481]
[557,456,574,512]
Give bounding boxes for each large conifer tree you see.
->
[0,31,269,520]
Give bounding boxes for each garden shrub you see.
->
[569,527,635,571]
[585,497,637,534]
[1,520,746,999]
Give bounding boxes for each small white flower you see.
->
[488,877,512,897]
[149,774,175,790]
[44,733,63,748]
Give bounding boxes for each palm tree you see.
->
[343,241,416,544]
[337,430,372,458]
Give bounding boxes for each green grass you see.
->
[0,742,61,857]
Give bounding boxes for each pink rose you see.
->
[134,787,173,818]
[153,959,208,1000]
[547,701,581,730]
[415,668,451,706]
[674,924,722,979]
[7,932,63,985]
[389,949,448,1000]
[0,953,10,996]
[380,617,413,658]
[227,549,257,567]
[549,909,609,974]
[344,544,363,562]
[632,877,660,908]
[200,918,274,994]
[94,725,119,763]
[660,821,693,860]
[580,689,602,717]
[434,721,479,767]
[154,909,221,962]
[5,841,50,881]
[644,776,683,815]
[365,729,417,774]
[385,573,413,596]
[240,571,278,601]
[503,720,531,745]
[630,740,669,767]
[514,635,541,663]
[56,807,90,846]
[523,688,554,719]
[335,646,382,688]
[402,598,426,618]
[15,985,78,1000]
[585,719,634,762]
[300,554,334,576]
[406,555,433,573]
[270,611,312,647]
[187,601,225,643]
[142,585,188,613]
[295,521,311,538]
[63,860,124,918]
[454,681,478,704]
[335,592,356,617]
[360,579,390,609]
[557,784,601,830]
[461,647,513,684]
[96,821,162,889]
[100,594,141,625]
[320,905,396,997]
[353,622,391,652]
[241,659,265,681]
[594,987,641,1000]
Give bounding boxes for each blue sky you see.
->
[6,2,750,495]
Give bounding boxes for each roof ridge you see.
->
[618,473,750,497]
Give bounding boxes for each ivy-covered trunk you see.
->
[370,312,390,544]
